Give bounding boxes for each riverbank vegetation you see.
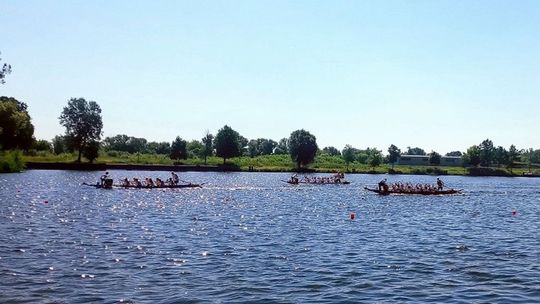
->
[0,150,24,173]
[1,82,539,176]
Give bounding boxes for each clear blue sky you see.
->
[1,0,539,154]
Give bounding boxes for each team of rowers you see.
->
[378,178,445,193]
[101,171,181,187]
[289,172,346,184]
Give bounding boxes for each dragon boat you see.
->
[364,187,462,195]
[83,181,203,189]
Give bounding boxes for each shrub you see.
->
[0,150,25,173]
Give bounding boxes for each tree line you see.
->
[1,94,539,170]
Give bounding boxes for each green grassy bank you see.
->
[19,151,539,177]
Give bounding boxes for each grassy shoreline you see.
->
[19,152,539,177]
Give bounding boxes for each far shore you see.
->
[23,161,540,178]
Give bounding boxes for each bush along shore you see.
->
[0,150,24,173]
[19,152,539,177]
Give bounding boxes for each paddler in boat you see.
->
[436,178,444,191]
[122,178,130,187]
[171,172,179,185]
[100,171,109,186]
[289,174,299,184]
[378,178,389,192]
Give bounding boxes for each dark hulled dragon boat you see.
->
[284,180,351,185]
[83,180,203,189]
[364,187,462,195]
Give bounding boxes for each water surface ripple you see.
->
[0,171,539,303]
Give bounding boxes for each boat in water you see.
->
[83,181,203,189]
[364,187,462,195]
[284,173,350,185]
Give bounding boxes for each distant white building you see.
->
[397,155,462,166]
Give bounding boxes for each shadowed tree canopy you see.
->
[274,138,289,155]
[406,147,426,155]
[146,141,171,154]
[446,151,463,157]
[201,131,214,165]
[387,144,401,169]
[248,138,278,157]
[342,145,356,168]
[367,149,383,168]
[214,125,242,164]
[52,135,72,154]
[0,52,12,85]
[59,97,103,162]
[186,140,204,158]
[464,145,481,167]
[288,129,318,169]
[429,151,441,166]
[479,139,494,167]
[0,96,35,150]
[103,134,147,153]
[83,140,100,163]
[33,139,52,152]
[170,136,188,160]
[322,146,341,156]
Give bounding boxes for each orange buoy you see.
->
[350,212,356,220]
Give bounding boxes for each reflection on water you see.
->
[1,170,539,303]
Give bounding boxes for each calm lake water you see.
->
[0,170,539,303]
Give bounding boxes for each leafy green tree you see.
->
[367,150,383,168]
[82,140,100,163]
[0,97,35,150]
[247,139,259,157]
[507,145,519,173]
[238,136,249,155]
[103,134,129,151]
[259,139,277,155]
[103,134,147,153]
[494,146,509,167]
[0,52,11,85]
[170,136,188,160]
[288,129,318,169]
[463,145,481,167]
[528,149,540,163]
[214,125,242,164]
[323,146,341,156]
[52,135,67,154]
[446,151,462,157]
[149,141,171,154]
[429,151,441,166]
[59,98,103,162]
[387,144,401,169]
[186,140,204,158]
[33,139,52,152]
[274,138,288,154]
[479,139,494,167]
[126,137,147,153]
[342,145,356,169]
[406,147,426,155]
[201,131,214,164]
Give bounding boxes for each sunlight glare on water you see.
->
[0,170,539,303]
